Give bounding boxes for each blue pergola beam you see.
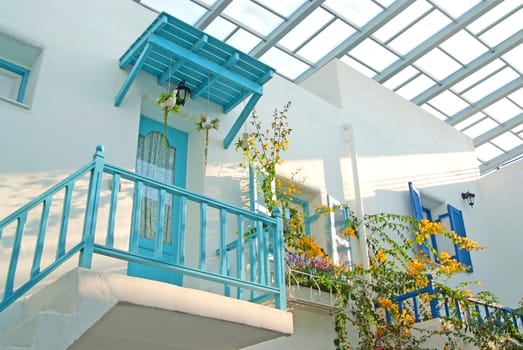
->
[149,34,263,95]
[447,77,523,126]
[224,90,250,113]
[119,16,168,69]
[191,52,240,99]
[115,42,153,107]
[223,93,261,149]
[158,58,185,85]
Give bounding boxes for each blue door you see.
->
[128,116,188,285]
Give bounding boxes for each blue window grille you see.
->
[0,58,30,103]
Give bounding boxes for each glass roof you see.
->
[136,0,523,175]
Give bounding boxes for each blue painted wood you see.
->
[224,251,231,297]
[106,174,120,248]
[154,189,166,259]
[199,202,208,270]
[408,182,431,257]
[158,57,185,85]
[272,207,286,309]
[119,15,168,68]
[57,182,74,259]
[0,58,30,103]
[191,53,240,98]
[5,213,27,296]
[114,42,153,107]
[223,93,261,149]
[236,214,245,300]
[178,195,187,266]
[94,244,281,295]
[249,234,257,300]
[256,220,266,285]
[79,146,105,268]
[219,208,227,277]
[0,242,84,313]
[447,204,473,271]
[413,296,420,322]
[149,35,263,95]
[31,197,52,277]
[129,181,144,254]
[427,274,440,318]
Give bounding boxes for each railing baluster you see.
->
[57,182,74,259]
[154,189,166,259]
[444,298,450,317]
[79,146,105,268]
[199,202,207,270]
[178,195,187,265]
[455,300,463,320]
[5,213,27,297]
[236,214,245,300]
[249,234,256,300]
[413,296,420,322]
[256,219,266,285]
[219,208,227,275]
[475,304,483,324]
[31,197,52,277]
[106,174,120,248]
[272,208,285,310]
[224,251,231,297]
[129,181,144,254]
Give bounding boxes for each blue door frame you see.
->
[127,116,188,285]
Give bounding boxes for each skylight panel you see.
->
[439,30,488,65]
[451,59,505,93]
[278,8,334,51]
[260,47,309,80]
[463,118,499,139]
[339,56,376,78]
[512,124,523,134]
[491,132,523,151]
[467,0,522,34]
[455,112,486,131]
[421,104,448,121]
[349,39,398,71]
[502,43,523,74]
[382,66,419,90]
[223,0,283,36]
[324,0,382,27]
[389,10,452,55]
[258,0,306,17]
[199,0,217,5]
[461,67,520,102]
[508,88,523,107]
[395,74,435,100]
[204,17,236,40]
[226,28,261,53]
[484,98,523,124]
[143,0,206,25]
[475,142,504,162]
[374,0,395,7]
[431,0,481,19]
[429,90,469,115]
[479,8,523,47]
[373,0,432,43]
[297,19,355,63]
[414,48,461,80]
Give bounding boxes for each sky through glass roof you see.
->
[137,0,523,175]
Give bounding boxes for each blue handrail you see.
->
[0,146,286,312]
[389,274,522,332]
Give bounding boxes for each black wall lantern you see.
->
[461,191,476,208]
[175,80,191,106]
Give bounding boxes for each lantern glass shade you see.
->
[175,80,191,106]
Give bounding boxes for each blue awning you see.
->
[115,12,275,148]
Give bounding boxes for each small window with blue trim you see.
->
[0,32,42,106]
[0,58,30,103]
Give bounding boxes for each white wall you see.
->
[478,160,523,305]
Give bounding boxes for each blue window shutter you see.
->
[447,204,473,272]
[408,182,430,256]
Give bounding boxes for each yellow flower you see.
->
[342,227,356,239]
[407,259,425,276]
[379,298,393,310]
[375,250,387,263]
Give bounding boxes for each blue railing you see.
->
[388,275,523,332]
[0,146,286,312]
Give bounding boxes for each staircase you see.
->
[0,146,292,349]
